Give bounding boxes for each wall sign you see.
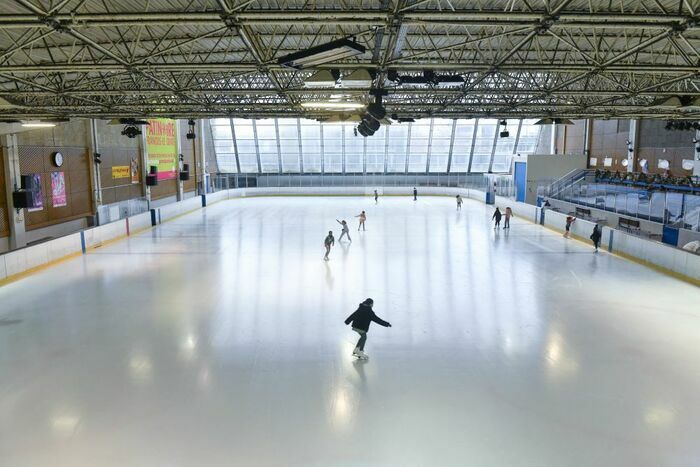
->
[27,174,43,212]
[146,118,177,180]
[130,157,140,184]
[51,171,66,207]
[112,166,130,179]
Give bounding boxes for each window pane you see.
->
[366,126,386,173]
[217,153,238,173]
[259,153,279,173]
[450,119,475,173]
[345,125,364,173]
[238,153,258,173]
[470,119,497,172]
[429,138,451,172]
[232,119,254,138]
[408,136,428,173]
[492,120,517,173]
[517,119,541,154]
[212,123,232,140]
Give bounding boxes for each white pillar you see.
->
[694,130,700,177]
[89,119,102,207]
[2,134,27,249]
[550,122,557,154]
[175,120,183,201]
[198,119,209,193]
[141,129,151,206]
[627,119,639,173]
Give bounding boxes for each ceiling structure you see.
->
[2,0,700,121]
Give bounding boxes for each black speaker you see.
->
[20,175,36,191]
[12,190,34,209]
[146,174,158,186]
[179,171,190,181]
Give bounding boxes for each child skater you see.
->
[337,219,352,242]
[564,216,576,238]
[492,207,502,229]
[374,189,379,204]
[504,207,513,229]
[356,211,367,231]
[344,298,391,360]
[456,195,463,210]
[323,231,335,261]
[590,224,602,252]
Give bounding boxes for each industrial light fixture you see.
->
[186,119,196,140]
[121,125,142,138]
[435,75,465,87]
[21,121,56,128]
[341,69,373,87]
[534,118,575,125]
[109,118,150,125]
[304,69,340,88]
[300,101,365,110]
[499,120,509,138]
[0,97,19,108]
[278,38,366,69]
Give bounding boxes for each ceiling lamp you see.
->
[534,118,574,125]
[278,38,366,70]
[301,101,365,110]
[681,96,700,108]
[435,75,465,87]
[649,96,682,108]
[108,118,150,125]
[21,121,56,128]
[341,69,373,87]
[499,120,509,138]
[304,69,339,88]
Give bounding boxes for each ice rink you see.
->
[2,195,700,466]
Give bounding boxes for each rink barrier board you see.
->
[1,185,699,287]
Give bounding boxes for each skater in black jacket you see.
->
[492,207,502,229]
[344,298,391,359]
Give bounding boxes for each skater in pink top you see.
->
[356,211,367,231]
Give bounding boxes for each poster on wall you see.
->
[27,174,43,212]
[51,171,67,207]
[130,157,139,184]
[146,118,177,180]
[112,166,130,179]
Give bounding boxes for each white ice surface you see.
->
[1,196,700,467]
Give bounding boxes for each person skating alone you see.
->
[374,189,379,204]
[344,298,391,360]
[504,207,513,229]
[564,216,576,238]
[492,207,502,229]
[413,187,418,201]
[356,211,367,231]
[337,219,352,242]
[590,224,602,252]
[323,231,335,261]
[456,195,463,210]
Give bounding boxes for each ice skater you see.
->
[504,207,513,229]
[323,231,335,260]
[413,187,418,201]
[590,224,602,252]
[344,298,391,360]
[564,216,576,238]
[492,207,502,229]
[456,195,463,210]
[374,189,379,204]
[337,219,352,242]
[356,210,367,231]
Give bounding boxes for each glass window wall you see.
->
[211,117,540,174]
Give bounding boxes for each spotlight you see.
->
[186,119,196,140]
[121,125,142,138]
[94,153,102,164]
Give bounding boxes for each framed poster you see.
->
[51,171,67,207]
[28,174,43,212]
[130,157,139,184]
[146,119,177,180]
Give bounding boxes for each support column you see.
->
[198,119,209,193]
[627,119,639,173]
[141,129,151,207]
[175,120,183,201]
[584,118,593,163]
[89,119,102,208]
[550,122,557,154]
[2,134,26,249]
[694,130,700,177]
